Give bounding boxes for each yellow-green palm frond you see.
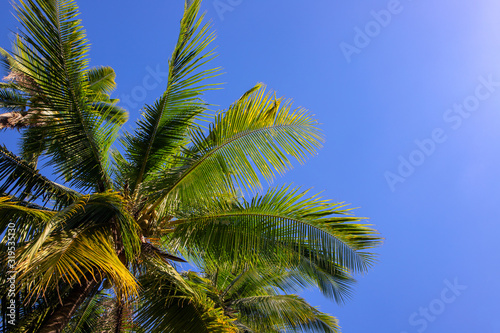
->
[17,228,138,301]
[0,196,55,243]
[3,0,125,192]
[86,66,117,96]
[19,191,141,268]
[120,0,221,196]
[142,84,323,214]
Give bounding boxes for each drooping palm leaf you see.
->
[171,185,381,276]
[0,145,79,208]
[19,191,141,266]
[17,227,138,302]
[233,294,339,333]
[135,260,237,333]
[0,196,55,243]
[86,66,116,96]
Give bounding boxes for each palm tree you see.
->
[0,0,382,332]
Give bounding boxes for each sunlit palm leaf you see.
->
[171,185,381,275]
[0,196,55,243]
[121,0,221,195]
[17,228,138,301]
[18,191,141,269]
[86,66,116,96]
[6,0,123,191]
[143,85,323,214]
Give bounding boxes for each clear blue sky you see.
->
[2,0,500,332]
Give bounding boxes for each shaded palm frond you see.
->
[233,294,339,333]
[61,290,109,333]
[135,259,237,333]
[0,145,79,208]
[0,88,29,115]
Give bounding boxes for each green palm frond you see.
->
[62,290,109,333]
[0,196,55,243]
[233,294,339,333]
[6,0,125,191]
[86,66,116,95]
[177,265,339,333]
[121,0,221,195]
[143,84,323,213]
[90,100,128,126]
[135,261,237,333]
[280,251,356,304]
[63,290,143,333]
[0,145,79,208]
[171,185,381,275]
[0,88,28,114]
[214,267,307,301]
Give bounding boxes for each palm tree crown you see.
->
[0,0,382,332]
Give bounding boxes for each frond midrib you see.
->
[173,211,363,268]
[53,1,109,191]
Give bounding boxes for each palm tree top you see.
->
[0,0,382,331]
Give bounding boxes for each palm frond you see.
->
[62,290,109,333]
[0,145,79,208]
[143,84,323,213]
[0,88,28,114]
[233,294,339,333]
[171,185,381,276]
[7,0,124,191]
[17,227,138,301]
[18,191,140,269]
[0,196,55,244]
[121,0,221,195]
[86,66,116,95]
[135,262,237,333]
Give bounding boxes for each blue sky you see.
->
[2,0,500,332]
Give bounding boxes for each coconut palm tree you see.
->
[0,0,381,332]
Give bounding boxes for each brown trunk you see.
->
[38,278,99,333]
[113,300,124,333]
[0,112,30,129]
[0,110,48,130]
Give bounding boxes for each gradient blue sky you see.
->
[2,1,500,332]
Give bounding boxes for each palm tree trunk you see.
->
[0,112,30,129]
[113,300,124,333]
[38,278,99,333]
